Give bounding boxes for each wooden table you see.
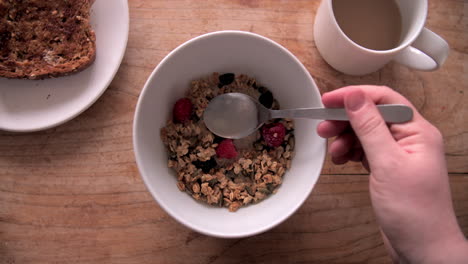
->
[1,0,466,263]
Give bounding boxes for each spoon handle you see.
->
[270,104,413,123]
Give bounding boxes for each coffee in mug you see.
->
[333,0,402,51]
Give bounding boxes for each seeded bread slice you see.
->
[0,0,96,79]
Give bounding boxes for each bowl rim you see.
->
[133,30,327,238]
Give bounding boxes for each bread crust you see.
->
[0,0,96,79]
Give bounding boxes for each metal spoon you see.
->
[203,93,413,139]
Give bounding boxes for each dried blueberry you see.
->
[259,91,273,109]
[213,135,224,144]
[218,73,235,86]
[257,86,268,94]
[192,158,217,173]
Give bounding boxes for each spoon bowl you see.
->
[203,93,264,139]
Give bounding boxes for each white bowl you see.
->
[133,31,326,238]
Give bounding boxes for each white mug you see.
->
[313,0,450,76]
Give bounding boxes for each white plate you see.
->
[0,0,129,132]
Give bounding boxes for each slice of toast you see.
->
[0,0,96,79]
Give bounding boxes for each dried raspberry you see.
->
[173,98,193,123]
[261,123,286,147]
[216,139,238,159]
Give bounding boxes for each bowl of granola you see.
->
[133,31,326,238]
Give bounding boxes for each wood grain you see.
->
[0,0,467,263]
[0,173,466,263]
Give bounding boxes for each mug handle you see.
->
[393,28,449,71]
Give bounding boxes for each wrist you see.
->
[424,234,468,264]
[404,231,468,264]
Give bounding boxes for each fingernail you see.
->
[345,89,365,112]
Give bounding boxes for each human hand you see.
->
[317,86,468,263]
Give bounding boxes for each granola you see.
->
[160,73,295,212]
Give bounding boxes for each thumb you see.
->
[344,88,399,161]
